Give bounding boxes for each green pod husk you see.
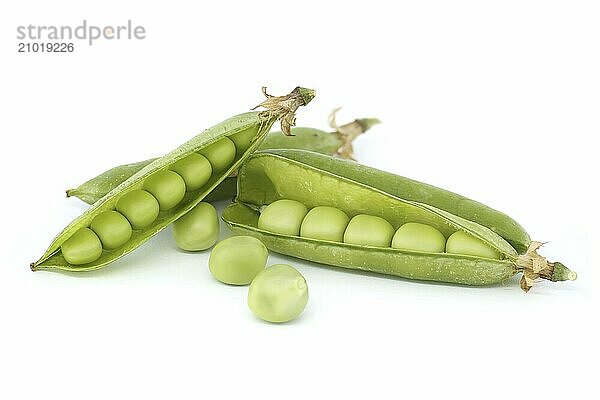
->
[31,87,315,272]
[222,149,576,291]
[65,114,379,205]
[66,158,157,205]
[241,148,530,253]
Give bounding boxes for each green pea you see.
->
[170,153,212,192]
[258,199,308,236]
[300,206,349,242]
[209,236,268,285]
[172,202,219,251]
[115,189,160,229]
[391,222,446,253]
[343,214,394,247]
[90,210,132,250]
[446,230,501,259]
[247,264,308,323]
[61,228,103,265]
[199,137,236,172]
[143,170,186,211]
[229,125,260,155]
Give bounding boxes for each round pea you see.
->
[248,264,308,323]
[343,214,395,247]
[116,189,160,229]
[208,236,268,285]
[229,126,260,155]
[143,170,186,211]
[170,153,212,192]
[199,137,236,172]
[258,199,308,236]
[300,206,350,242]
[172,202,219,251]
[391,222,446,253]
[446,230,501,259]
[61,228,103,265]
[90,210,132,250]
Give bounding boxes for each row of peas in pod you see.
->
[257,199,502,259]
[61,130,257,265]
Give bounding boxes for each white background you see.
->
[0,1,598,399]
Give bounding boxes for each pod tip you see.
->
[358,118,382,131]
[551,262,577,283]
[30,262,36,272]
[295,87,316,105]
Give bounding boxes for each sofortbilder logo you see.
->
[16,20,146,52]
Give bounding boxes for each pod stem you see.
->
[515,241,577,292]
[252,87,316,136]
[328,107,381,160]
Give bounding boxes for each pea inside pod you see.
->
[222,149,576,291]
[61,228,103,265]
[229,125,260,155]
[446,230,501,259]
[300,206,349,242]
[258,199,308,236]
[343,215,395,247]
[143,170,186,211]
[32,87,315,272]
[116,189,160,229]
[200,137,236,172]
[391,222,446,253]
[90,210,132,250]
[169,153,212,192]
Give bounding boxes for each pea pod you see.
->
[31,87,315,272]
[65,110,380,205]
[221,149,576,292]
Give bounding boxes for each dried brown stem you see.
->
[328,107,380,160]
[252,86,316,136]
[516,241,577,292]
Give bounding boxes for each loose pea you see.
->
[209,236,268,285]
[446,230,502,259]
[172,202,219,251]
[61,228,103,265]
[391,222,446,253]
[258,199,308,236]
[229,125,260,155]
[199,137,236,172]
[90,211,132,250]
[116,189,160,229]
[300,206,349,242]
[248,264,308,323]
[170,153,212,192]
[143,170,186,211]
[343,214,394,247]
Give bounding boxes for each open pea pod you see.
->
[222,149,576,291]
[65,111,380,205]
[31,87,315,272]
